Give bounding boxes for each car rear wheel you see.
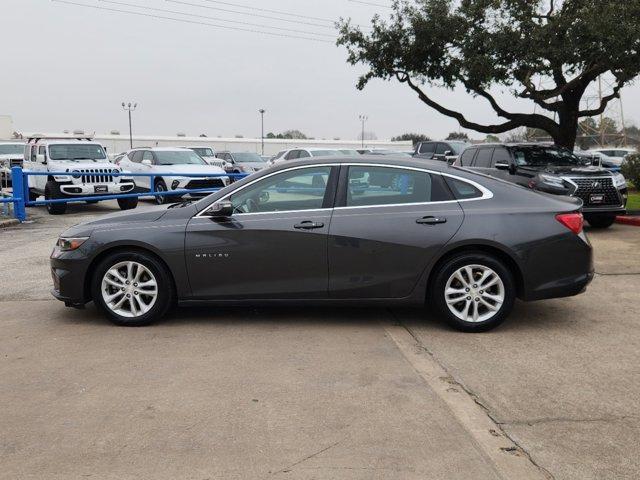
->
[44,181,67,215]
[92,251,174,326]
[585,214,616,229]
[431,252,515,332]
[154,180,168,205]
[117,196,138,210]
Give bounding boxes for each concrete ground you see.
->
[0,201,638,479]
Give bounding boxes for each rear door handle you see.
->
[416,216,447,225]
[294,220,325,230]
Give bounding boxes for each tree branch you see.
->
[397,73,560,137]
[578,80,625,117]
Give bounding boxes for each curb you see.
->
[0,218,20,228]
[616,215,640,226]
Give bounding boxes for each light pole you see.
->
[359,114,368,148]
[122,102,138,149]
[259,108,266,156]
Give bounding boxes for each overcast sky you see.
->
[3,0,639,141]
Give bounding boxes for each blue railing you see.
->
[3,167,249,222]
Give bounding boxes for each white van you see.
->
[24,135,137,215]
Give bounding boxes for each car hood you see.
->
[160,164,225,174]
[49,160,116,170]
[0,154,23,160]
[522,165,612,177]
[61,205,170,237]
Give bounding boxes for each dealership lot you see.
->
[1,202,639,479]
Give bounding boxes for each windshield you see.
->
[155,150,207,165]
[0,144,24,155]
[511,146,588,167]
[449,142,471,155]
[190,147,214,157]
[310,150,340,156]
[49,144,107,161]
[233,152,265,162]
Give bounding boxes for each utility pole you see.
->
[259,109,266,155]
[359,114,368,148]
[122,102,138,149]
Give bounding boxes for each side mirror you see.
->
[141,159,152,166]
[495,162,510,170]
[207,200,233,217]
[444,150,453,156]
[36,154,47,164]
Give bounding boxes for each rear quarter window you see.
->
[445,177,483,200]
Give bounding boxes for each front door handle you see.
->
[416,216,447,225]
[294,220,325,230]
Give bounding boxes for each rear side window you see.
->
[345,166,451,207]
[285,150,299,160]
[419,142,436,154]
[446,177,483,200]
[458,149,475,166]
[473,148,494,167]
[298,150,311,158]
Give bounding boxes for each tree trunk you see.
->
[554,100,580,151]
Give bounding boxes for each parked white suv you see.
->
[584,147,637,167]
[24,136,137,215]
[181,146,230,170]
[119,147,230,205]
[269,148,341,165]
[0,141,25,186]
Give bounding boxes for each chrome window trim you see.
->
[194,162,493,218]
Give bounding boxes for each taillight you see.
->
[556,212,583,234]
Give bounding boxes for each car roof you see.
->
[269,155,454,173]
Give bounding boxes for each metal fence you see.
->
[2,167,248,222]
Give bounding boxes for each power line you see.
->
[348,0,394,8]
[166,0,337,30]
[199,0,337,23]
[99,0,336,38]
[52,0,334,43]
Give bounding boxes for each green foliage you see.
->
[446,132,469,141]
[337,1,640,149]
[391,133,430,144]
[621,154,640,190]
[266,130,308,140]
[485,135,500,143]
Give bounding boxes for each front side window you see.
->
[492,148,511,165]
[49,144,106,161]
[511,146,587,167]
[191,147,214,157]
[142,151,154,163]
[154,150,206,165]
[419,143,436,154]
[458,149,475,166]
[346,166,449,207]
[230,166,332,213]
[232,152,265,162]
[310,150,339,157]
[285,150,299,160]
[298,150,311,158]
[435,143,448,155]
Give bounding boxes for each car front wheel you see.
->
[431,252,516,332]
[44,181,67,215]
[92,251,174,326]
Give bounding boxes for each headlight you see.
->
[612,172,627,188]
[57,237,89,251]
[538,174,565,187]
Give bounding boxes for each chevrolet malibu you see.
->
[51,157,593,332]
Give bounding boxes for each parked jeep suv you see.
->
[24,136,137,215]
[455,143,627,228]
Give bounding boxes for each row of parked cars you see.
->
[0,137,633,227]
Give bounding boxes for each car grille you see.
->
[569,176,621,206]
[186,178,225,189]
[75,169,116,184]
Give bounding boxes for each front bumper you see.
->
[60,181,135,196]
[50,246,92,305]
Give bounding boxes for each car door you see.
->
[489,147,514,182]
[470,147,494,175]
[433,143,449,161]
[328,164,464,299]
[184,165,339,299]
[417,142,436,159]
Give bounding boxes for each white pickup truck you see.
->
[0,141,25,187]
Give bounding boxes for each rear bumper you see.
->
[522,270,594,301]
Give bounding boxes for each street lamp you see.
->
[359,114,368,148]
[259,108,266,156]
[122,102,138,149]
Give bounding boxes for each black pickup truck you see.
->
[454,143,628,228]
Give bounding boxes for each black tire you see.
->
[585,214,616,229]
[430,252,516,332]
[117,196,138,210]
[92,251,174,327]
[44,181,67,215]
[154,180,169,205]
[28,189,39,202]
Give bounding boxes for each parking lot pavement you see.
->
[1,206,639,479]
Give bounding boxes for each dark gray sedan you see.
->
[50,157,593,332]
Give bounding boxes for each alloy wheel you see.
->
[101,261,158,318]
[444,264,505,323]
